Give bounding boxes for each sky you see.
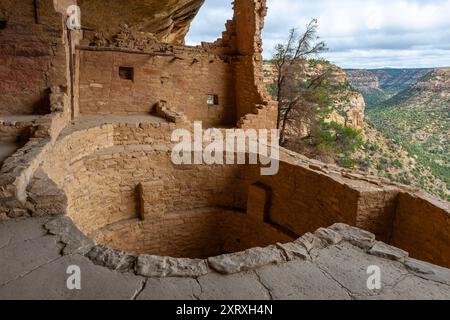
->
[185,0,450,69]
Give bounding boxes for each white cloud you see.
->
[185,0,450,68]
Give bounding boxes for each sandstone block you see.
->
[314,227,343,245]
[207,246,285,274]
[87,245,136,272]
[294,232,327,252]
[276,242,309,261]
[136,255,209,278]
[329,223,376,250]
[368,242,409,262]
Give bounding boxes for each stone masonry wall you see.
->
[391,192,450,268]
[78,48,236,128]
[229,0,277,129]
[0,0,73,115]
[76,0,276,129]
[64,148,247,236]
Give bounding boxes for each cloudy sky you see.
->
[185,0,450,69]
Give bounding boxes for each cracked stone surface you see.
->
[0,218,449,300]
[0,217,49,248]
[45,216,95,255]
[197,272,271,300]
[256,260,351,300]
[360,275,450,300]
[312,242,409,298]
[0,255,144,300]
[136,278,201,300]
[0,235,62,286]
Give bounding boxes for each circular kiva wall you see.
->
[39,123,292,258]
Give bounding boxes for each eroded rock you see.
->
[405,258,450,285]
[276,242,309,261]
[294,232,327,252]
[27,169,67,217]
[314,227,343,245]
[45,216,95,255]
[329,223,376,250]
[87,245,136,273]
[136,255,209,278]
[368,241,409,262]
[207,246,285,275]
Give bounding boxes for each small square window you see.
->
[0,20,7,30]
[119,67,134,81]
[207,94,219,105]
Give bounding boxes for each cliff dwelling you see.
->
[0,0,449,300]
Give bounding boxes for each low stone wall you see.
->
[0,120,32,143]
[391,192,450,268]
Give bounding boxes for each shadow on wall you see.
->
[32,88,52,115]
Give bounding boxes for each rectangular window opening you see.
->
[207,94,219,106]
[119,67,134,81]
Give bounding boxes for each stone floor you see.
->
[0,217,449,300]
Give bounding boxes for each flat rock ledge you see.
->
[2,217,450,300]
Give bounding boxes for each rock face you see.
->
[346,70,380,92]
[78,0,205,44]
[264,60,366,133]
[311,63,366,131]
[346,68,433,107]
[415,68,450,92]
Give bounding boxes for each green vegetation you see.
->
[347,68,432,108]
[361,88,391,107]
[367,70,450,200]
[316,121,363,168]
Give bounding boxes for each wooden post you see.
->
[67,29,76,120]
[34,0,41,24]
[136,183,145,221]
